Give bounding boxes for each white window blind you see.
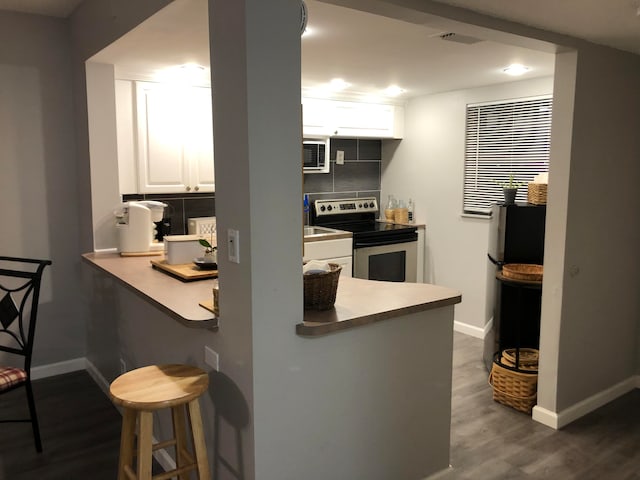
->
[463,95,552,215]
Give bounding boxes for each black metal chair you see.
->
[0,256,51,452]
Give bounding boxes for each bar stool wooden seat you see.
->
[110,364,211,480]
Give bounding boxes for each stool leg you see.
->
[187,399,211,480]
[172,405,189,480]
[137,410,154,479]
[118,408,136,480]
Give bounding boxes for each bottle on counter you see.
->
[384,195,397,222]
[408,198,414,223]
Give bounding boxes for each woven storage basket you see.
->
[489,361,538,413]
[501,348,539,372]
[303,263,342,310]
[527,183,548,205]
[502,263,543,282]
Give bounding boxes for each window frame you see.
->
[462,95,553,216]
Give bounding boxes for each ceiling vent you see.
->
[437,32,483,45]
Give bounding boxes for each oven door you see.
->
[353,239,417,282]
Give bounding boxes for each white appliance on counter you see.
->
[115,201,167,254]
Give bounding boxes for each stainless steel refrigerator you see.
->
[483,203,546,370]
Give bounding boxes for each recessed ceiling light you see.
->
[502,64,530,76]
[302,27,313,37]
[328,78,351,91]
[384,85,406,97]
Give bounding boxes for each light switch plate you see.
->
[336,150,345,165]
[228,229,240,263]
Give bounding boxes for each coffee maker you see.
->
[115,201,167,254]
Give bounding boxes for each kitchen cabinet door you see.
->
[185,87,215,192]
[331,101,403,139]
[302,98,331,137]
[136,82,214,194]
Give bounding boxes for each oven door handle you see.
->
[354,236,417,248]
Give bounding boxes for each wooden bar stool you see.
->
[110,364,211,480]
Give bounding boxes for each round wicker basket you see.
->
[502,263,543,282]
[303,263,342,310]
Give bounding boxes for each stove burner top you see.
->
[310,197,417,246]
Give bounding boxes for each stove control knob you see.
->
[368,202,375,208]
[358,203,363,208]
[327,205,333,211]
[320,205,326,212]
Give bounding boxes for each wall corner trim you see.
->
[31,357,86,380]
[533,376,638,430]
[423,465,453,480]
[453,320,486,339]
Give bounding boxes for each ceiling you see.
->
[89,0,555,101]
[432,0,640,56]
[2,0,639,100]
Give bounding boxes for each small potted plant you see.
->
[198,238,217,264]
[496,174,523,205]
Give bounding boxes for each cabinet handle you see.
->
[194,186,200,192]
[186,186,192,192]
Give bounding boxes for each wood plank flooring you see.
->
[446,332,640,479]
[0,333,638,479]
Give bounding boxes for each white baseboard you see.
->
[84,358,177,473]
[31,357,86,380]
[453,320,485,339]
[533,375,639,430]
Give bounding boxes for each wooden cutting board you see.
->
[150,259,217,281]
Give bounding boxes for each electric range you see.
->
[310,197,418,282]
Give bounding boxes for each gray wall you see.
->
[0,11,85,366]
[539,45,640,412]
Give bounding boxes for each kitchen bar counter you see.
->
[82,252,218,329]
[298,277,461,336]
[82,252,460,337]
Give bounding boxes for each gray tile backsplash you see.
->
[122,138,382,232]
[122,193,215,235]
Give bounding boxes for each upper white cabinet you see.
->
[302,98,404,139]
[135,82,214,194]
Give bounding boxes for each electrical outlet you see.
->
[204,346,219,371]
[120,358,127,374]
[228,229,240,263]
[336,150,345,165]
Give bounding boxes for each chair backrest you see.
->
[0,256,52,373]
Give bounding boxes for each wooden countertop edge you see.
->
[81,254,219,331]
[296,294,461,337]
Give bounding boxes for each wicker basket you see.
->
[527,183,548,205]
[502,263,543,282]
[501,348,539,372]
[489,361,538,414]
[303,263,342,310]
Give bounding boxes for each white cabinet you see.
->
[303,237,353,277]
[301,98,331,137]
[135,82,214,194]
[302,98,404,139]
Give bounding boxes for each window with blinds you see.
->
[463,95,552,215]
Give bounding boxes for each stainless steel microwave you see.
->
[303,138,330,174]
